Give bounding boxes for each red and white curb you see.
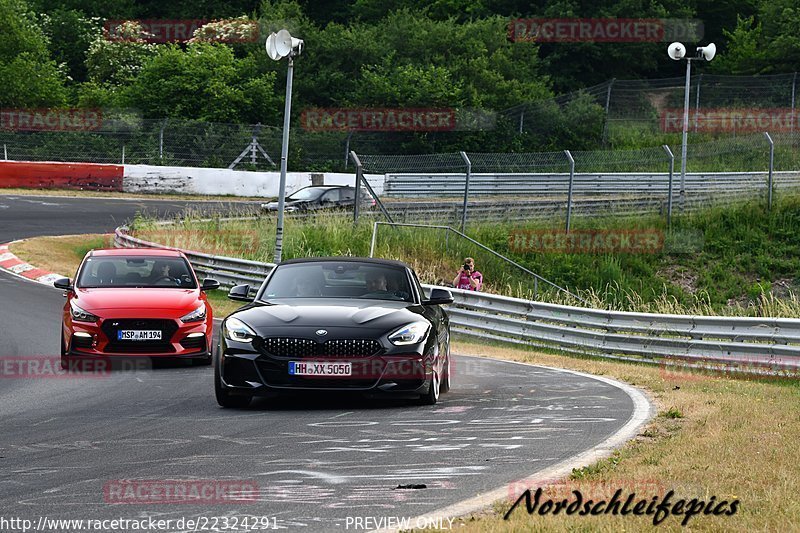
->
[0,241,65,287]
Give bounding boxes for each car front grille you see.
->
[71,334,94,350]
[259,337,382,358]
[324,339,383,357]
[101,319,178,354]
[179,335,206,351]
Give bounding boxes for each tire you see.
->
[417,365,440,406]
[214,353,251,408]
[440,352,451,394]
[60,331,71,370]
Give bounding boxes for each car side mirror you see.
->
[423,288,454,306]
[54,277,73,291]
[228,284,253,302]
[201,278,220,291]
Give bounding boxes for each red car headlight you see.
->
[70,301,99,323]
[180,303,207,323]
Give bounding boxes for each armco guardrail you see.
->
[114,227,274,292]
[378,194,751,223]
[115,226,800,374]
[383,171,800,197]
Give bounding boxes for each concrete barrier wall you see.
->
[0,161,383,196]
[123,165,385,196]
[0,161,123,191]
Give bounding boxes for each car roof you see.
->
[279,256,411,269]
[89,248,184,257]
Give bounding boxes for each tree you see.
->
[0,0,68,107]
[85,21,158,86]
[713,1,800,74]
[295,9,550,110]
[504,0,697,91]
[0,0,51,62]
[123,43,279,123]
[41,8,102,83]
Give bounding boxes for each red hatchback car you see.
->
[54,249,219,367]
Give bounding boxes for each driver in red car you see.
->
[151,260,178,285]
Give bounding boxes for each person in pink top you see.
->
[452,257,483,291]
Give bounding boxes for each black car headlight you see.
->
[223,317,257,343]
[180,303,206,323]
[388,321,430,345]
[70,301,99,323]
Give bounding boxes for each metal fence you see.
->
[0,119,352,170]
[2,74,799,169]
[113,225,800,377]
[503,73,800,139]
[351,132,800,230]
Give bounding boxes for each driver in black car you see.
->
[365,271,388,293]
[363,271,407,300]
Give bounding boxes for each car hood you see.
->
[75,288,201,311]
[232,300,423,331]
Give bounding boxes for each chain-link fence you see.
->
[502,73,800,141]
[351,131,800,230]
[2,74,797,168]
[0,118,357,170]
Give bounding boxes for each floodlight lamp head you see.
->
[265,32,281,61]
[276,29,304,58]
[292,38,304,57]
[667,42,686,60]
[266,30,303,60]
[697,42,716,61]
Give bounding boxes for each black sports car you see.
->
[260,185,375,213]
[214,257,453,407]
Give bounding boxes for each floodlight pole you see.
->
[679,57,692,211]
[274,56,294,264]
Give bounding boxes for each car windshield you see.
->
[259,262,412,302]
[77,256,197,289]
[287,187,328,201]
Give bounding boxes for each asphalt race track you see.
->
[0,194,648,531]
[0,194,260,241]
